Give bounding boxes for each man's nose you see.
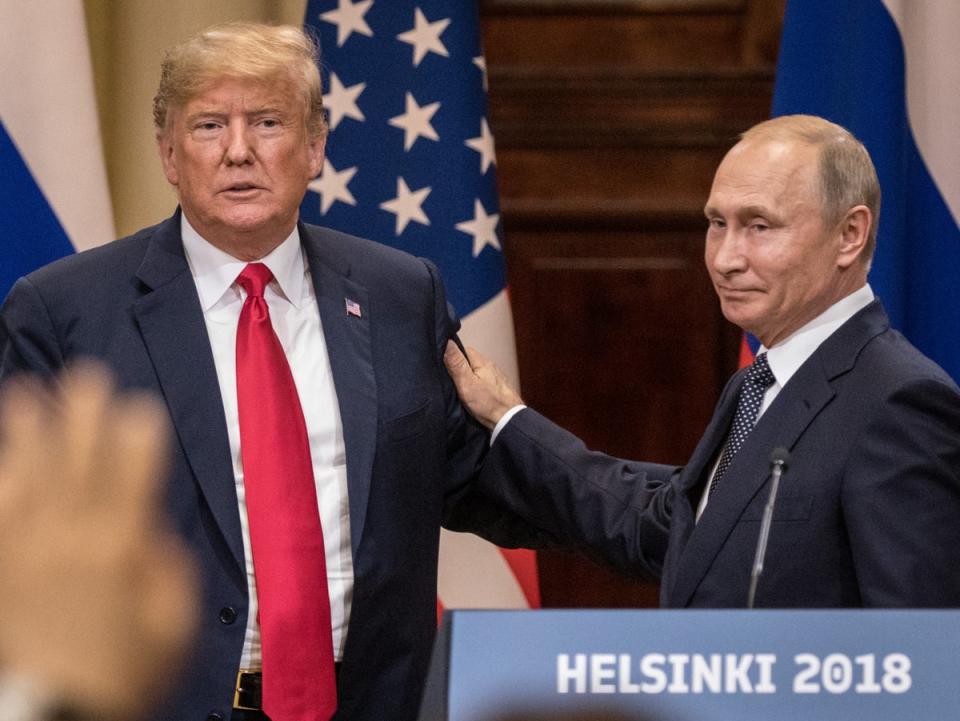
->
[224,121,254,165]
[709,231,748,275]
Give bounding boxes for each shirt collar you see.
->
[180,214,306,311]
[761,284,875,388]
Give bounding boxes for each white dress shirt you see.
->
[181,216,354,666]
[695,283,876,519]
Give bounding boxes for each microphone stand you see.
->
[747,448,790,609]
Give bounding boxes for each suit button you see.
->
[207,714,224,721]
[219,606,237,625]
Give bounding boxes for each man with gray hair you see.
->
[1,22,527,721]
[445,114,960,608]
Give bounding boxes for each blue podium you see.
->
[418,609,960,721]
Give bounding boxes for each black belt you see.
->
[234,671,263,711]
[234,666,341,711]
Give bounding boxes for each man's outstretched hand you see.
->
[444,341,524,430]
[0,365,198,720]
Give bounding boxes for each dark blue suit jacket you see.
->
[479,300,960,607]
[0,211,512,721]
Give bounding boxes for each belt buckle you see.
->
[233,669,262,711]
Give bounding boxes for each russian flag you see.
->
[768,0,960,381]
[1,4,114,301]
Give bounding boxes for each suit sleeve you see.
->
[842,376,960,606]
[0,277,65,381]
[477,408,680,580]
[414,259,557,548]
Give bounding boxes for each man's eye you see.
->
[751,223,769,232]
[708,218,726,230]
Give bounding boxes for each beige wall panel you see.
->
[85,0,307,237]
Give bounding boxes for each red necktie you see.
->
[235,263,337,721]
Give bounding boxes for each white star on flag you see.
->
[304,0,539,613]
[323,73,366,130]
[455,199,501,257]
[397,8,451,67]
[465,118,496,174]
[379,177,431,235]
[319,0,374,47]
[388,92,441,151]
[308,159,358,214]
[473,55,489,91]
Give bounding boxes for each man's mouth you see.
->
[222,183,262,193]
[718,286,761,298]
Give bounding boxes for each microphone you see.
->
[746,447,791,609]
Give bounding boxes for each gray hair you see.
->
[742,114,881,261]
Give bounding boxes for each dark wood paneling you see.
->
[483,14,746,71]
[480,0,785,608]
[484,1,745,11]
[506,228,727,458]
[497,146,724,212]
[489,71,776,149]
[504,221,741,608]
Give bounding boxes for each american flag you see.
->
[344,297,362,317]
[303,0,540,609]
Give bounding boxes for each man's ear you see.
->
[307,133,326,180]
[157,130,179,187]
[836,205,871,269]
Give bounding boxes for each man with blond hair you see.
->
[1,22,525,721]
[445,114,960,608]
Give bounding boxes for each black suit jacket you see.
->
[0,211,519,721]
[479,300,960,607]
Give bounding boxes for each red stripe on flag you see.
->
[499,548,541,608]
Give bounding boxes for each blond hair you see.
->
[153,22,326,139]
[742,114,881,261]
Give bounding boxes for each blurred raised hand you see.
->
[0,365,197,720]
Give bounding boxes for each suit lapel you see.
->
[659,371,744,600]
[132,214,245,573]
[666,301,889,606]
[668,366,835,606]
[301,226,376,558]
[679,370,745,496]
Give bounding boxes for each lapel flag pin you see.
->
[345,298,362,318]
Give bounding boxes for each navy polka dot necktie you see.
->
[709,352,777,495]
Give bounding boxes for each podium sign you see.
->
[419,610,960,721]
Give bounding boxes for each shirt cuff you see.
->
[490,404,527,446]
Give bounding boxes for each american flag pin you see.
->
[345,298,362,318]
